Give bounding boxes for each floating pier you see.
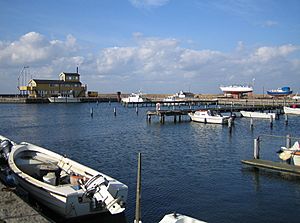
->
[241,135,300,176]
[146,104,284,123]
[147,109,193,123]
[241,159,300,175]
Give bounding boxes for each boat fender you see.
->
[3,169,18,187]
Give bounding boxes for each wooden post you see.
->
[134,153,142,223]
[114,107,117,116]
[254,137,260,159]
[250,118,254,129]
[286,134,291,149]
[90,108,93,117]
[228,117,233,129]
[174,115,177,123]
[269,115,273,128]
[136,107,138,115]
[284,114,288,125]
[147,115,151,123]
[178,115,182,122]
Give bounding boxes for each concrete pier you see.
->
[0,181,50,223]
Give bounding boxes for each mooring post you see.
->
[284,114,288,125]
[250,118,254,129]
[178,115,182,122]
[174,115,177,123]
[114,107,117,116]
[254,137,260,159]
[147,115,151,123]
[269,115,273,128]
[134,152,142,223]
[228,117,233,129]
[90,108,93,117]
[286,134,291,149]
[136,107,138,115]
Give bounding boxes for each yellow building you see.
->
[19,72,87,98]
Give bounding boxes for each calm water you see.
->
[1,103,300,223]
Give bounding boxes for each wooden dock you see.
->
[146,104,284,123]
[241,159,300,175]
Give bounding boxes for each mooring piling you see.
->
[286,134,291,149]
[269,115,273,128]
[250,118,254,129]
[284,114,288,125]
[253,137,260,159]
[90,108,93,117]
[134,152,142,223]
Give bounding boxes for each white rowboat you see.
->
[240,111,276,119]
[159,213,207,223]
[6,139,128,218]
[284,106,300,115]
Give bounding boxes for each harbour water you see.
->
[1,103,300,223]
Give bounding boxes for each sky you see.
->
[0,0,300,94]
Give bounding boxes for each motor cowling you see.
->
[0,139,13,163]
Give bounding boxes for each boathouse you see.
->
[19,71,87,98]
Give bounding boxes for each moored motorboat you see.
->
[240,111,276,119]
[284,105,300,115]
[278,141,300,166]
[188,110,230,124]
[159,213,207,223]
[3,136,128,218]
[48,94,81,103]
[121,91,148,103]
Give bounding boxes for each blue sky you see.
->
[0,0,300,94]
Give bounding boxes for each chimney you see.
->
[76,66,79,74]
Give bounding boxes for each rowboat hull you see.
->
[7,141,128,218]
[284,106,300,115]
[240,111,276,119]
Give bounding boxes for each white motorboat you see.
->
[292,94,300,100]
[284,106,300,115]
[121,92,148,103]
[240,111,276,119]
[163,91,194,105]
[188,110,230,124]
[4,137,128,218]
[48,95,81,103]
[279,141,300,166]
[159,213,207,223]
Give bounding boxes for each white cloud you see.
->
[129,0,170,9]
[262,20,278,27]
[250,44,299,62]
[0,32,299,94]
[0,32,78,66]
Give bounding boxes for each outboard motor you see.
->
[0,139,13,164]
